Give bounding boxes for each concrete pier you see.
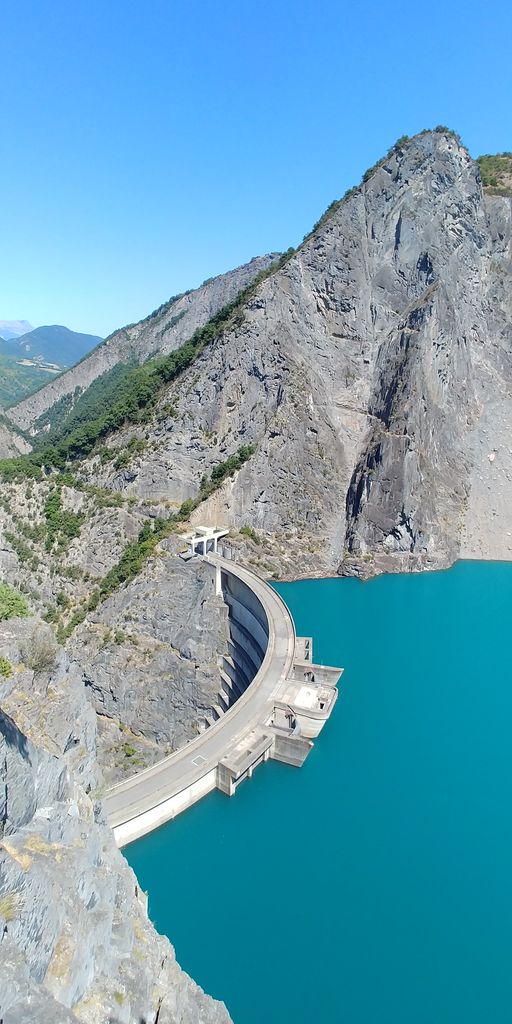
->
[105,554,343,847]
[182,526,229,558]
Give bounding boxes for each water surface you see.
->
[126,561,512,1023]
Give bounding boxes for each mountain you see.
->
[6,257,277,433]
[6,131,512,579]
[0,319,33,340]
[0,127,510,1021]
[0,324,102,367]
[0,325,104,410]
[13,127,506,581]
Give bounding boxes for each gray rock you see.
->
[8,255,278,434]
[0,420,30,460]
[71,541,230,783]
[78,131,511,578]
[0,620,232,1024]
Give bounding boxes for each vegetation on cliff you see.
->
[477,153,512,196]
[0,256,290,482]
[76,444,256,628]
[0,581,28,620]
[303,126,462,242]
[44,488,85,552]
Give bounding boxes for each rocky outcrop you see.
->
[0,619,231,1024]
[72,540,230,784]
[0,482,231,779]
[0,419,30,459]
[0,478,145,609]
[7,255,277,433]
[78,131,511,578]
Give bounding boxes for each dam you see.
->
[105,539,343,847]
[126,561,512,1024]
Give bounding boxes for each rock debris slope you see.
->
[80,130,511,577]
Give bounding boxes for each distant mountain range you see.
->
[0,258,277,428]
[0,322,103,408]
[0,319,33,340]
[0,324,102,367]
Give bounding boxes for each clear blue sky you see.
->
[1,0,510,338]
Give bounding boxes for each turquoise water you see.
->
[125,561,512,1023]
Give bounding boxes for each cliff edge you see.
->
[0,618,231,1024]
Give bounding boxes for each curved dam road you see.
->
[105,556,298,847]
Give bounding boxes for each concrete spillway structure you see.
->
[106,555,343,847]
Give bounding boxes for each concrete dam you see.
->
[106,543,343,847]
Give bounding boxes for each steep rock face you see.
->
[0,480,231,779]
[0,620,231,1024]
[7,255,277,433]
[81,132,511,577]
[72,541,230,784]
[0,420,30,459]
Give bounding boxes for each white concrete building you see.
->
[182,526,229,557]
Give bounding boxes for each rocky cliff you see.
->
[0,418,30,460]
[0,619,231,1024]
[0,476,231,780]
[70,130,511,578]
[73,540,230,785]
[7,255,277,434]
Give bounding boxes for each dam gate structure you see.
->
[106,543,343,847]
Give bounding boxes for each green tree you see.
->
[0,583,28,621]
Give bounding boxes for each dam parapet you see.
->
[106,546,342,847]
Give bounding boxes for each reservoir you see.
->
[125,561,512,1024]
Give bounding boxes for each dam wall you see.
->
[106,554,343,847]
[222,570,268,685]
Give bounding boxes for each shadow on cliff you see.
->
[0,709,31,763]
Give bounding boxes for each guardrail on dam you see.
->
[105,553,343,847]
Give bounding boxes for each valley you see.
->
[1,128,511,1024]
